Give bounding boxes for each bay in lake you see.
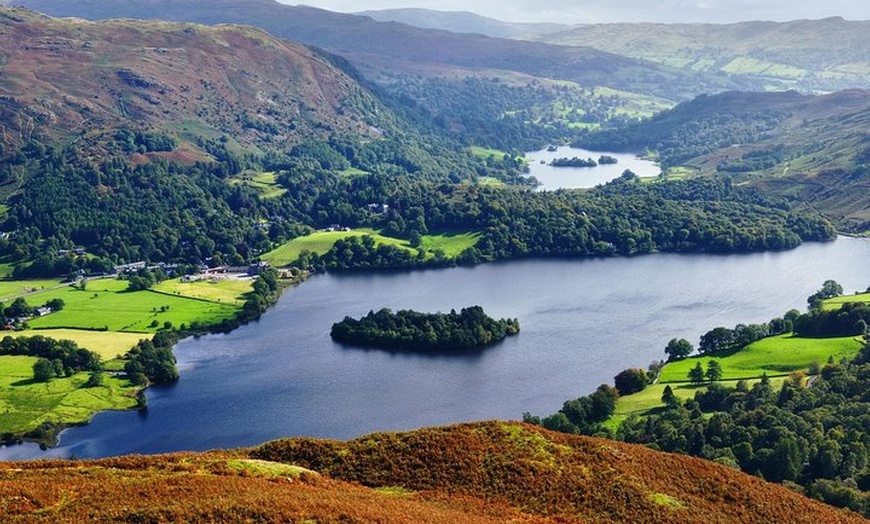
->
[525,146,660,190]
[2,236,868,460]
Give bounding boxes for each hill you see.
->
[0,7,384,158]
[356,8,569,39]
[13,0,742,101]
[537,17,870,92]
[579,89,870,232]
[2,422,865,523]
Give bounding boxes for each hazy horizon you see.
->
[289,1,870,24]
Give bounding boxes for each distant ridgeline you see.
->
[330,306,519,351]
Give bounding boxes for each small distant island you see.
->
[330,306,520,351]
[549,155,618,168]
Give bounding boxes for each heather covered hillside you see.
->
[2,422,866,523]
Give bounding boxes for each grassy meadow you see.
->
[261,228,479,267]
[3,329,148,360]
[822,291,870,310]
[657,334,863,383]
[613,333,864,423]
[0,355,140,436]
[153,277,253,307]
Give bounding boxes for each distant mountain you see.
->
[3,422,866,523]
[0,7,385,158]
[536,17,870,92]
[13,0,743,101]
[581,89,870,231]
[356,8,569,39]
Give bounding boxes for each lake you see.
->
[2,236,868,460]
[525,146,660,190]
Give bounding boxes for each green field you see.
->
[0,278,65,302]
[823,292,870,310]
[229,171,286,199]
[608,334,864,426]
[153,277,253,307]
[21,283,239,333]
[261,228,410,267]
[469,146,510,159]
[3,329,148,360]
[262,228,480,267]
[657,334,863,383]
[418,231,480,257]
[0,355,140,437]
[608,376,788,429]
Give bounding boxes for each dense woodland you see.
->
[0,132,835,279]
[331,306,519,351]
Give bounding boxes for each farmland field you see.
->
[0,355,140,436]
[657,334,863,383]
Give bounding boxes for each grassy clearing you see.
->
[0,278,65,302]
[262,228,481,266]
[0,355,140,435]
[153,277,253,307]
[476,176,506,187]
[419,231,479,257]
[261,228,410,267]
[3,329,147,360]
[226,459,317,479]
[337,167,369,178]
[657,334,862,383]
[469,146,509,159]
[229,171,286,199]
[823,292,870,310]
[607,376,789,429]
[22,284,238,333]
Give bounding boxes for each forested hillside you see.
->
[578,90,870,232]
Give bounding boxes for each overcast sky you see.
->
[288,1,870,24]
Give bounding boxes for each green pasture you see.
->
[469,146,510,159]
[418,231,480,257]
[153,277,253,307]
[607,376,788,429]
[22,284,239,333]
[0,278,65,302]
[822,292,870,310]
[3,329,148,360]
[657,334,862,383]
[229,171,286,199]
[260,228,409,267]
[0,355,140,436]
[262,228,480,266]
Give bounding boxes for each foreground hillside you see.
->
[1,422,865,523]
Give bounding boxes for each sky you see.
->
[287,1,870,24]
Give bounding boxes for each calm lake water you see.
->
[525,146,660,190]
[2,236,868,460]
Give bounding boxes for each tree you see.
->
[808,280,843,308]
[32,358,55,382]
[45,298,65,311]
[664,338,693,361]
[661,385,679,408]
[688,362,705,385]
[705,360,723,382]
[614,368,650,396]
[699,327,734,354]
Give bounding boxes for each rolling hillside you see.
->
[2,422,866,523]
[0,7,386,158]
[579,89,870,231]
[14,0,742,101]
[537,17,870,92]
[357,8,569,39]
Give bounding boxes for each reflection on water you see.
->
[525,146,660,190]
